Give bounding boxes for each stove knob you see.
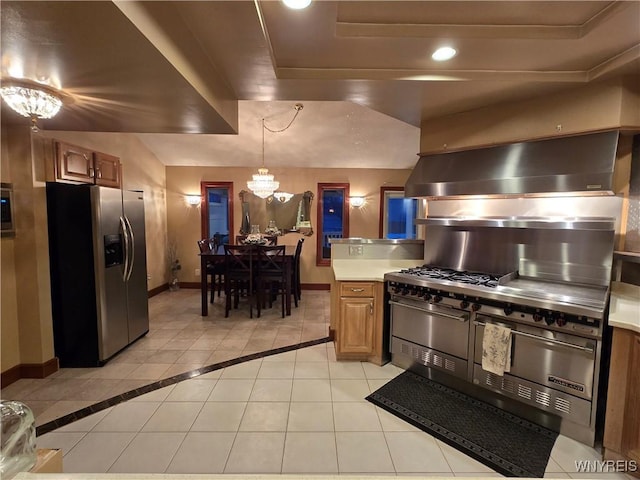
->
[433,295,443,303]
[533,313,543,322]
[556,314,567,327]
[544,314,555,326]
[422,292,432,301]
[393,285,402,294]
[503,305,513,316]
[460,300,469,309]
[401,288,410,296]
[410,287,418,296]
[471,303,481,312]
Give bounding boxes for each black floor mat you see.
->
[366,370,559,478]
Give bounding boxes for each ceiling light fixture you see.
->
[432,46,457,62]
[0,78,65,132]
[282,0,312,9]
[247,103,304,199]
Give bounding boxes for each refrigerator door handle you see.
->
[124,215,135,282]
[120,216,130,282]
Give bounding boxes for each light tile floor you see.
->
[2,288,329,428]
[1,289,632,478]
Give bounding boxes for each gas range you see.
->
[384,217,615,446]
[384,264,608,331]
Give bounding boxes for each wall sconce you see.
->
[186,195,201,206]
[350,196,365,208]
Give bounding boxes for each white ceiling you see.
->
[1,1,638,169]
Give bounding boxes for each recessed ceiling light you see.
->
[282,0,311,9]
[432,46,457,61]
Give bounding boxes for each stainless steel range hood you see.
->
[405,130,620,198]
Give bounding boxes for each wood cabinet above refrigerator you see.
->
[54,141,121,188]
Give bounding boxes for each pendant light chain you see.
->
[248,103,303,199]
[262,118,266,167]
[263,103,304,133]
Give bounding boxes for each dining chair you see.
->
[292,238,304,306]
[197,239,224,302]
[223,244,255,318]
[211,233,223,253]
[263,235,278,245]
[255,245,287,318]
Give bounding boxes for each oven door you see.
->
[473,315,596,401]
[390,297,470,359]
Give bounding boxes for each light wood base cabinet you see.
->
[603,327,640,478]
[334,280,388,366]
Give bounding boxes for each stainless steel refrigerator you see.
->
[46,182,149,367]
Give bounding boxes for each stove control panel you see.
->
[387,281,601,338]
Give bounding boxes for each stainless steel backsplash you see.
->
[422,218,615,287]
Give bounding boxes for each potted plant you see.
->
[167,241,181,291]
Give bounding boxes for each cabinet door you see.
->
[56,142,94,183]
[622,333,640,462]
[338,297,374,354]
[94,152,121,188]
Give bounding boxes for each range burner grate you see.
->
[398,266,505,288]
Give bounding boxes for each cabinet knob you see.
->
[370,301,373,314]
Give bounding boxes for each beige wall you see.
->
[1,126,21,371]
[165,166,412,287]
[620,76,640,128]
[1,126,55,369]
[0,128,167,375]
[420,77,639,153]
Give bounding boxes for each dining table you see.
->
[199,244,297,317]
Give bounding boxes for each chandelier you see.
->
[247,103,303,199]
[0,78,65,132]
[247,118,280,199]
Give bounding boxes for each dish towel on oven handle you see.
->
[482,323,512,376]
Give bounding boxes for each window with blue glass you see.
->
[317,183,349,266]
[380,187,418,239]
[200,182,233,247]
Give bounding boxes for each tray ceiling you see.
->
[1,1,638,168]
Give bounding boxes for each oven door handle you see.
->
[474,321,595,354]
[389,300,469,322]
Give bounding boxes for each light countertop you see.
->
[332,259,420,282]
[609,281,640,333]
